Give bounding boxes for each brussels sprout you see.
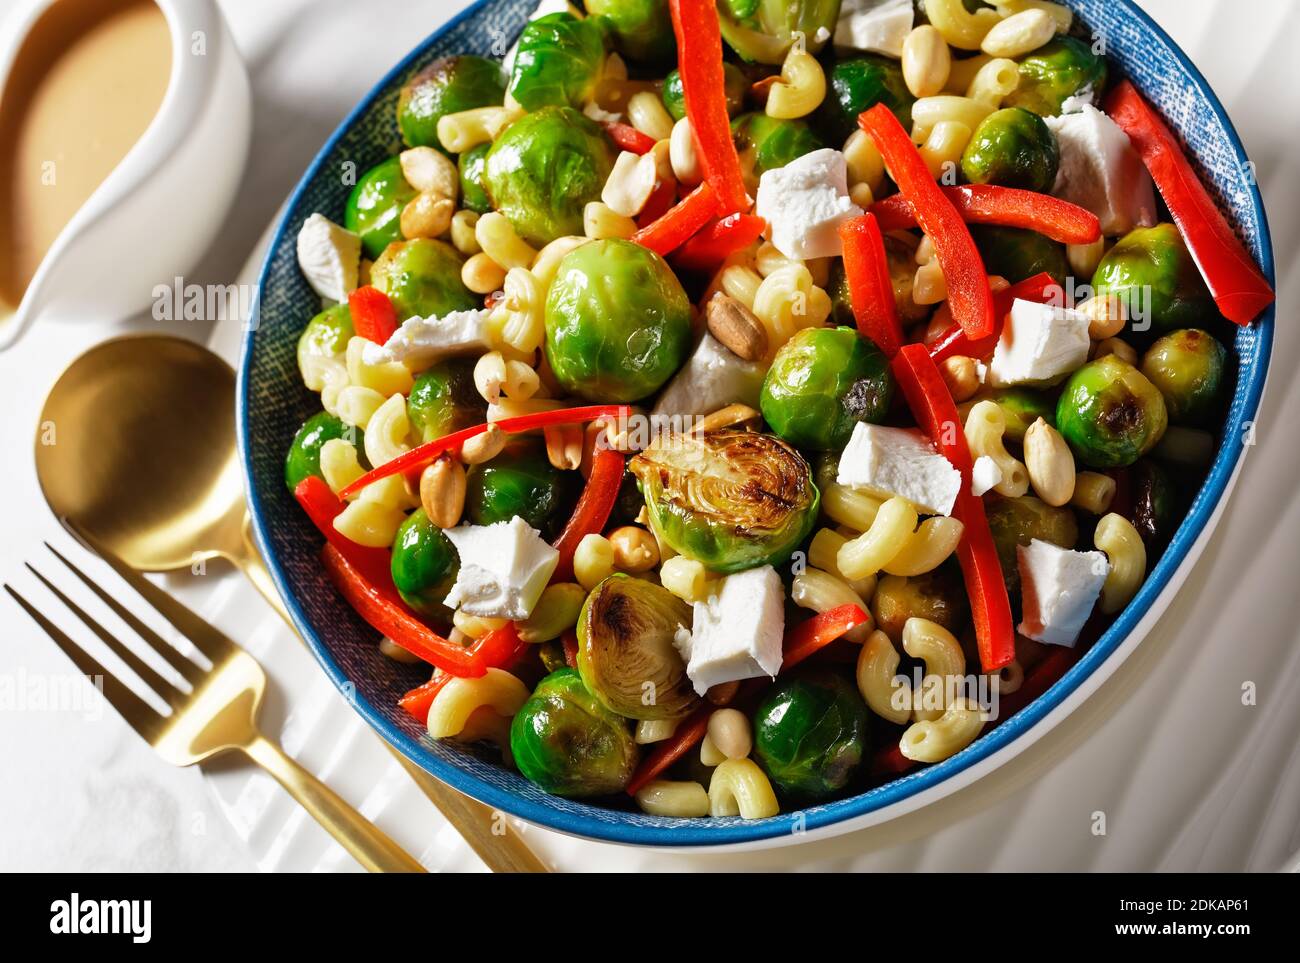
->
[1056,356,1169,468]
[577,574,699,720]
[284,411,363,492]
[407,358,486,443]
[1005,36,1108,117]
[543,238,691,402]
[960,107,1060,192]
[536,639,571,674]
[297,303,353,373]
[985,495,1079,594]
[731,113,826,187]
[608,471,648,529]
[370,238,477,321]
[484,106,615,245]
[1140,328,1228,425]
[629,429,819,573]
[390,509,459,619]
[1128,458,1180,551]
[815,56,914,143]
[663,62,747,120]
[465,440,577,537]
[871,568,969,643]
[457,142,492,214]
[1091,224,1216,333]
[510,668,639,797]
[586,0,674,63]
[508,12,607,111]
[760,326,895,451]
[344,156,418,260]
[972,225,1068,286]
[397,55,506,151]
[752,668,868,799]
[718,0,838,64]
[958,386,1056,443]
[830,235,929,325]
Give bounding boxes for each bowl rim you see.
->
[238,0,1274,848]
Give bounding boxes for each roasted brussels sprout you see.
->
[370,238,477,321]
[760,326,895,450]
[828,236,928,325]
[960,107,1059,192]
[731,113,826,187]
[544,238,691,402]
[1056,356,1168,469]
[871,568,969,643]
[508,12,607,111]
[718,0,838,64]
[1005,36,1108,117]
[344,156,418,260]
[629,429,819,574]
[1140,328,1228,425]
[284,411,363,492]
[457,142,492,214]
[1091,224,1216,333]
[407,358,486,443]
[397,55,506,151]
[662,62,747,120]
[972,225,1068,286]
[586,0,674,63]
[484,106,614,245]
[390,509,459,620]
[510,668,639,797]
[1128,458,1180,550]
[752,668,869,799]
[577,574,698,720]
[958,386,1056,443]
[297,303,353,370]
[815,55,914,143]
[465,440,577,537]
[985,495,1079,594]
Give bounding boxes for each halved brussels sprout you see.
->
[297,303,354,372]
[484,106,615,245]
[985,495,1078,594]
[972,224,1068,286]
[586,0,674,63]
[731,112,826,188]
[284,411,364,492]
[1140,328,1228,425]
[397,55,506,151]
[391,509,459,620]
[760,326,894,451]
[508,12,607,111]
[871,567,969,642]
[510,668,639,797]
[752,668,868,799]
[958,386,1056,443]
[663,63,747,120]
[629,429,819,573]
[718,0,838,64]
[344,156,418,260]
[465,439,577,538]
[815,55,914,143]
[457,142,492,214]
[544,238,691,402]
[960,107,1059,192]
[370,238,477,321]
[407,357,486,443]
[1056,356,1168,468]
[1091,224,1216,333]
[577,574,698,720]
[1005,36,1107,117]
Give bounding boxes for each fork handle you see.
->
[243,734,426,873]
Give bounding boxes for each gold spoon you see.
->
[35,333,547,873]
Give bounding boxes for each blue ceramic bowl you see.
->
[239,0,1274,847]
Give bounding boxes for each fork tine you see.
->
[25,562,186,706]
[44,543,205,686]
[4,583,164,741]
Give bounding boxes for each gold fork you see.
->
[5,531,425,873]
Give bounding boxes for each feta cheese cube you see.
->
[674,566,785,695]
[988,298,1091,388]
[834,0,914,57]
[1044,105,1158,236]
[651,331,766,423]
[837,422,962,516]
[971,455,1003,497]
[756,148,863,260]
[361,309,492,369]
[296,213,361,303]
[442,516,559,620]
[1017,539,1110,647]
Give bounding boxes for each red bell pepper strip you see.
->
[399,674,453,725]
[625,703,711,796]
[550,445,625,583]
[871,744,915,778]
[1105,80,1274,325]
[337,404,632,499]
[890,344,1015,672]
[637,176,678,228]
[839,214,904,358]
[670,212,766,273]
[293,476,393,587]
[347,285,398,344]
[859,105,995,340]
[929,271,1062,363]
[632,182,719,256]
[870,185,1102,246]
[399,623,531,724]
[602,121,656,155]
[781,604,871,668]
[666,0,749,215]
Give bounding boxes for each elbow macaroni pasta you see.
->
[363,392,412,468]
[965,400,1030,496]
[791,567,873,642]
[435,105,522,154]
[659,555,716,604]
[487,267,546,354]
[925,0,1001,50]
[918,120,971,181]
[334,384,386,430]
[346,336,413,397]
[1095,513,1145,614]
[899,697,985,763]
[751,263,832,355]
[856,629,912,724]
[332,496,406,548]
[807,527,878,598]
[635,780,711,817]
[882,516,964,577]
[966,57,1020,105]
[475,211,537,270]
[318,437,365,494]
[708,759,780,819]
[911,95,995,138]
[531,235,590,291]
[820,484,885,533]
[837,497,919,581]
[766,48,825,119]
[902,617,966,722]
[843,129,886,195]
